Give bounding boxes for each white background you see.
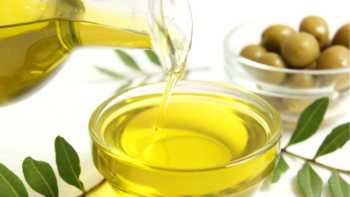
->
[0,0,349,196]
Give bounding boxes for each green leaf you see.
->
[288,97,329,146]
[144,50,161,66]
[0,163,28,197]
[115,49,141,71]
[315,123,350,158]
[94,66,125,80]
[115,80,133,92]
[297,163,323,197]
[328,172,350,197]
[22,157,58,197]
[269,155,289,183]
[54,136,85,192]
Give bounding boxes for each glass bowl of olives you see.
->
[224,16,350,128]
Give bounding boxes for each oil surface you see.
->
[93,93,277,196]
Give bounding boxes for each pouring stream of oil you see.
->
[154,72,182,131]
[150,0,192,132]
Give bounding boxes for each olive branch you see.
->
[269,97,350,197]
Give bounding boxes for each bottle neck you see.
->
[56,18,152,49]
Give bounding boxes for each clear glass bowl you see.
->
[224,23,350,128]
[89,81,281,197]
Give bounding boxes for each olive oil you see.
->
[0,19,151,104]
[92,92,278,196]
[155,73,181,130]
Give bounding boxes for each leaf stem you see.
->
[77,179,105,197]
[281,148,350,175]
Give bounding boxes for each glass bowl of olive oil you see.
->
[89,81,281,197]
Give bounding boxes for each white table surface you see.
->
[1,1,349,196]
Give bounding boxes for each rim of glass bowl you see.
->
[89,80,281,172]
[224,23,350,75]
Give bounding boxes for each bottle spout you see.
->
[148,0,193,74]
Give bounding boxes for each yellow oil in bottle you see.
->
[92,92,278,197]
[0,18,151,104]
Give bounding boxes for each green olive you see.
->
[281,32,320,68]
[321,73,350,91]
[317,45,350,69]
[317,46,350,90]
[300,16,330,49]
[286,74,316,88]
[282,98,314,114]
[257,52,287,84]
[240,44,266,61]
[259,52,286,68]
[261,96,282,109]
[282,74,316,113]
[306,61,317,69]
[334,73,350,90]
[332,23,350,48]
[262,24,296,52]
